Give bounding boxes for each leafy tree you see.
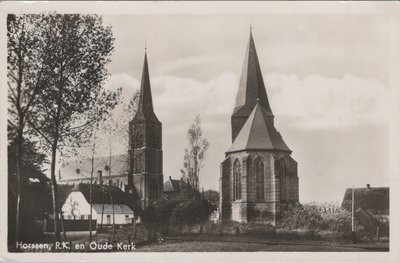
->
[180,115,210,192]
[25,14,119,242]
[7,14,53,245]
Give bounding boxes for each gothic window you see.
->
[255,157,265,201]
[138,133,143,148]
[233,159,242,200]
[278,158,287,201]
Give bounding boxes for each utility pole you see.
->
[351,186,354,232]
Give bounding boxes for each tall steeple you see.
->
[134,51,160,123]
[128,50,163,208]
[231,30,272,142]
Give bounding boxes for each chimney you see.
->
[366,184,370,189]
[97,170,103,185]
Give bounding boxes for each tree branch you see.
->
[26,116,53,147]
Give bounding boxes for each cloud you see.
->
[266,73,393,130]
[102,71,392,143]
[104,73,140,104]
[152,72,237,134]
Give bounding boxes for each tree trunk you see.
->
[100,189,105,230]
[89,135,96,243]
[56,193,67,242]
[14,123,23,249]
[50,139,61,242]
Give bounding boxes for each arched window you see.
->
[255,157,265,201]
[279,158,286,201]
[138,134,143,148]
[233,159,242,200]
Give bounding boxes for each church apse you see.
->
[220,30,299,225]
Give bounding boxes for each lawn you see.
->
[136,237,389,252]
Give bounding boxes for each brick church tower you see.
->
[220,31,299,224]
[128,51,163,208]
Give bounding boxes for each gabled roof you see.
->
[227,101,291,153]
[70,183,132,207]
[341,186,389,215]
[133,52,160,124]
[233,31,272,116]
[163,178,182,193]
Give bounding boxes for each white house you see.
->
[61,183,134,226]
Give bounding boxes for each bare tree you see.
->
[98,90,140,240]
[180,115,210,193]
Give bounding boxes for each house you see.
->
[220,30,299,224]
[163,176,199,201]
[61,183,134,226]
[341,184,389,236]
[341,185,389,215]
[163,176,183,200]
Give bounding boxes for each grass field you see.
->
[137,236,389,252]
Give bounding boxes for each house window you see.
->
[255,157,265,201]
[97,170,103,183]
[233,159,242,200]
[106,214,111,225]
[125,215,130,224]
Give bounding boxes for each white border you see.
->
[0,1,399,262]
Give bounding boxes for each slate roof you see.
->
[132,52,160,124]
[341,186,389,215]
[59,154,129,182]
[227,102,291,153]
[70,183,132,207]
[233,31,273,116]
[92,204,133,215]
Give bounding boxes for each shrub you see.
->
[281,203,325,231]
[281,202,352,233]
[170,200,213,226]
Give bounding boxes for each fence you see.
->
[43,219,97,232]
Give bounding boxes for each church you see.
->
[127,51,163,208]
[219,31,299,224]
[59,51,163,209]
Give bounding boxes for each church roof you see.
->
[59,154,129,182]
[133,52,160,123]
[227,101,291,153]
[233,31,273,116]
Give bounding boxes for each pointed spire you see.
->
[233,30,272,115]
[133,51,160,124]
[138,52,153,113]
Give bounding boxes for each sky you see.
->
[91,13,395,203]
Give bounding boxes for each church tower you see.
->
[220,30,299,224]
[128,51,163,208]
